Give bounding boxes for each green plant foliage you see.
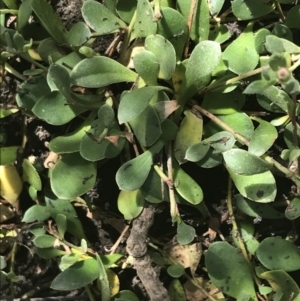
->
[117,189,144,220]
[231,0,275,20]
[228,168,276,202]
[168,279,186,301]
[22,158,42,191]
[265,35,300,54]
[285,197,300,220]
[256,237,300,272]
[31,0,67,44]
[33,234,57,248]
[167,264,185,278]
[116,0,137,23]
[81,0,126,34]
[208,0,225,16]
[222,23,259,75]
[177,221,195,245]
[51,258,100,290]
[254,28,270,54]
[285,5,300,29]
[206,242,257,300]
[234,194,285,219]
[22,204,51,223]
[17,0,32,32]
[114,290,139,301]
[50,152,96,199]
[67,22,91,47]
[0,146,19,165]
[70,56,138,88]
[260,270,300,301]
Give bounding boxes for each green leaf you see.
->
[133,50,159,86]
[285,197,300,220]
[56,214,67,238]
[67,22,91,47]
[254,28,270,54]
[49,111,97,154]
[31,0,67,44]
[33,235,57,248]
[209,0,225,15]
[116,151,153,191]
[256,237,300,272]
[203,131,236,152]
[168,279,187,301]
[185,143,210,162]
[51,258,100,290]
[260,270,300,301]
[285,5,300,29]
[184,40,222,94]
[174,110,203,164]
[22,204,51,223]
[116,0,137,23]
[96,254,111,301]
[129,106,162,147]
[22,158,42,191]
[37,38,68,63]
[222,23,259,75]
[248,118,278,156]
[272,23,293,41]
[281,75,300,96]
[177,221,195,245]
[167,264,185,278]
[0,146,19,165]
[157,7,188,60]
[227,168,277,203]
[265,35,300,54]
[45,195,86,240]
[206,242,257,300]
[209,24,231,44]
[234,194,285,219]
[118,87,164,124]
[205,112,254,146]
[130,0,157,41]
[177,0,210,43]
[202,89,245,114]
[232,0,275,20]
[59,253,82,271]
[243,79,275,95]
[32,91,86,126]
[196,147,223,168]
[81,0,126,34]
[51,152,97,199]
[101,254,123,269]
[284,122,300,150]
[114,290,140,301]
[223,149,271,175]
[0,108,19,119]
[17,0,32,32]
[35,247,66,259]
[70,56,138,88]
[145,34,176,80]
[117,190,144,220]
[173,164,203,205]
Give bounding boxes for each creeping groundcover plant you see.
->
[1,0,300,300]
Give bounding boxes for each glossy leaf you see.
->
[116,0,137,23]
[0,146,19,165]
[22,158,42,191]
[31,0,67,44]
[145,34,176,80]
[185,143,210,162]
[227,168,277,203]
[177,221,195,245]
[17,0,32,31]
[174,110,203,164]
[224,149,271,175]
[256,237,300,272]
[222,23,259,75]
[133,50,159,86]
[70,57,138,88]
[285,5,300,29]
[117,190,144,220]
[272,24,293,41]
[118,86,164,124]
[129,106,162,147]
[130,0,156,41]
[51,258,100,290]
[49,111,97,154]
[231,0,275,20]
[22,204,50,223]
[206,242,257,300]
[116,151,153,191]
[51,152,97,199]
[234,194,285,219]
[248,118,278,156]
[157,7,188,60]
[67,22,91,47]
[82,0,126,34]
[202,89,245,114]
[285,197,300,220]
[173,164,203,205]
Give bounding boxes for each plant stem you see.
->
[153,164,173,188]
[227,178,261,288]
[85,285,96,301]
[184,0,197,58]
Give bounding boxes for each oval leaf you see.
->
[177,222,195,245]
[70,56,138,88]
[0,146,19,165]
[285,197,300,220]
[206,241,256,299]
[256,237,300,272]
[117,190,145,220]
[22,158,42,191]
[51,258,100,290]
[51,152,96,199]
[116,151,153,191]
